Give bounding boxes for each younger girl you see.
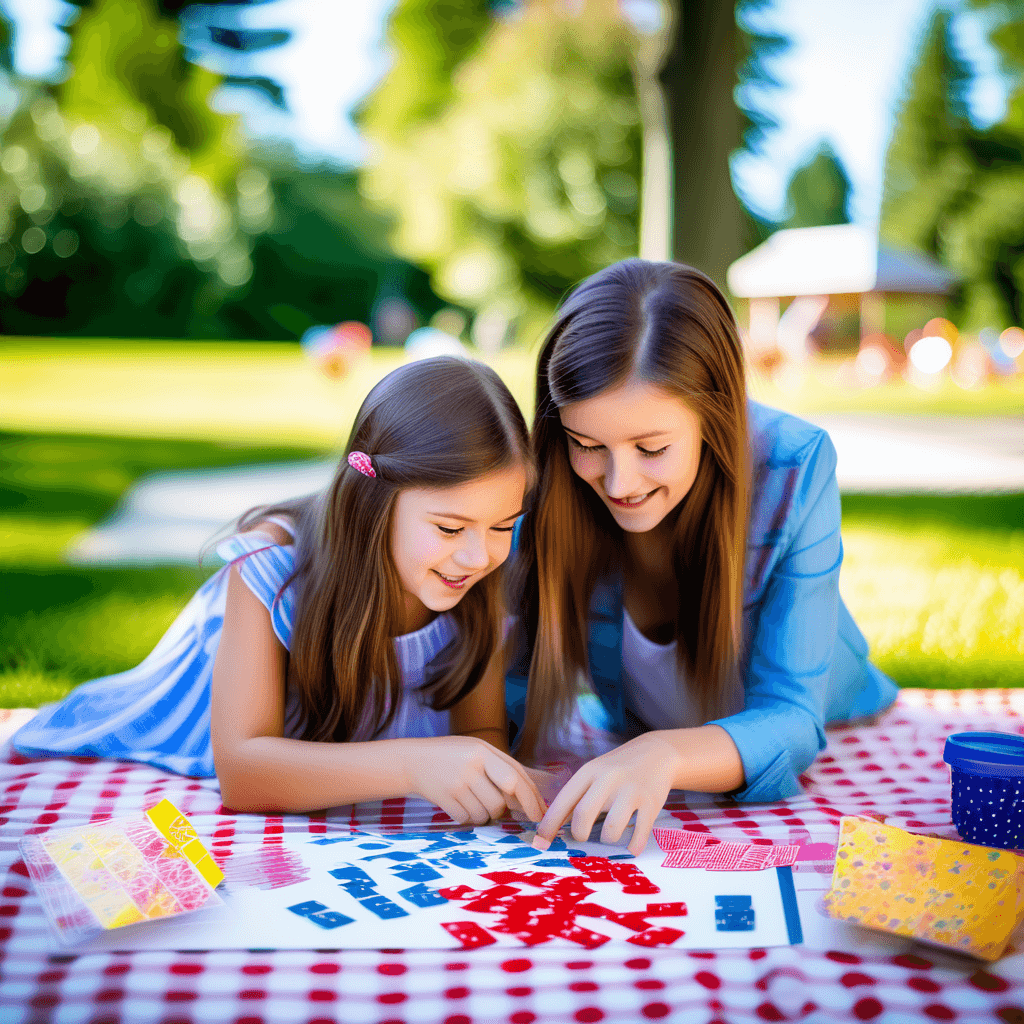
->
[15,357,545,825]
[509,260,898,853]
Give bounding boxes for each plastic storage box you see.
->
[943,731,1024,850]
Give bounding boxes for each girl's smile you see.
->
[432,569,472,588]
[391,465,527,631]
[559,378,702,534]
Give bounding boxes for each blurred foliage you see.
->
[360,0,792,331]
[359,0,643,342]
[882,4,1024,329]
[735,0,790,156]
[0,0,441,339]
[784,142,851,229]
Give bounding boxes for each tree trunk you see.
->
[658,0,746,290]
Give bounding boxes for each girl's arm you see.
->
[211,566,545,821]
[448,645,511,753]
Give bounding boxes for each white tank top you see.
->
[621,608,701,732]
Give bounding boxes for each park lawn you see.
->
[1,429,1023,708]
[0,430,327,707]
[2,339,1023,451]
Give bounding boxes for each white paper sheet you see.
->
[65,825,804,952]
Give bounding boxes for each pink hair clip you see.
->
[347,451,376,479]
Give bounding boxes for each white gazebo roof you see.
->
[726,224,958,299]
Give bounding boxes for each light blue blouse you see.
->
[506,400,899,802]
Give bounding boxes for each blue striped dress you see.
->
[12,519,459,777]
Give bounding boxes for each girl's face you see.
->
[559,377,702,535]
[390,464,527,630]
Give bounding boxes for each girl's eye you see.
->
[437,525,462,536]
[568,435,604,453]
[491,525,516,533]
[637,444,669,458]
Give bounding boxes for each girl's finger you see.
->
[534,770,593,844]
[501,754,549,810]
[600,789,639,846]
[569,781,613,844]
[628,800,662,857]
[456,786,492,826]
[467,776,509,822]
[436,795,472,826]
[483,757,547,822]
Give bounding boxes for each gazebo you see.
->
[726,224,958,361]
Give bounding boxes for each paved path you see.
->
[68,414,1024,565]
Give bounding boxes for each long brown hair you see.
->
[512,260,748,757]
[239,356,532,743]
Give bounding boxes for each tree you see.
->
[881,3,1024,328]
[784,142,852,228]
[359,0,643,345]
[0,0,443,338]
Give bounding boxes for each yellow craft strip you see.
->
[145,799,224,888]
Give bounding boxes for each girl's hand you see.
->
[404,737,548,826]
[532,733,683,855]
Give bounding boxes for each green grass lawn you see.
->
[2,340,1022,709]
[0,431,326,707]
[1,428,1022,708]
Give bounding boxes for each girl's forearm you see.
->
[658,724,745,793]
[215,735,424,813]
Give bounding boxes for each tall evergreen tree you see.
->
[880,7,975,256]
[784,142,852,228]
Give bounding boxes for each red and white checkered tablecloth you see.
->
[2,690,1024,1024]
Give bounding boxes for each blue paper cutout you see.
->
[715,894,755,932]
[399,882,448,908]
[288,900,328,916]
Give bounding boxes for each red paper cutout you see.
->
[659,837,801,870]
[627,926,685,947]
[441,861,680,948]
[442,920,497,949]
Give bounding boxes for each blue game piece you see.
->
[287,900,328,917]
[361,851,419,862]
[307,909,354,929]
[567,850,588,858]
[357,842,391,849]
[495,834,524,844]
[392,861,443,882]
[399,882,448,909]
[310,837,349,846]
[608,853,636,860]
[329,866,373,883]
[715,894,755,932]
[418,838,459,854]
[532,858,574,867]
[443,850,488,869]
[358,893,409,920]
[499,846,542,859]
[714,895,752,910]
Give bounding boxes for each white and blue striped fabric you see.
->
[12,520,459,778]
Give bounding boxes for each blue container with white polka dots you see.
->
[943,732,1024,850]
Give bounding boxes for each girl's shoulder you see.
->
[216,515,297,649]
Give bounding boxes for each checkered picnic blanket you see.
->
[2,691,1023,1024]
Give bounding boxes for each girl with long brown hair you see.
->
[16,357,545,825]
[508,260,897,854]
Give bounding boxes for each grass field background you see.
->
[2,340,1023,709]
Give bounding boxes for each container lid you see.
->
[944,731,1024,771]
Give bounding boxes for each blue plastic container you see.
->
[943,731,1024,849]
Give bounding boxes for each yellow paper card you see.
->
[823,816,1024,961]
